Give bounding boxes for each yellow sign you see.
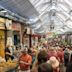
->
[0,31,5,58]
[0,18,5,23]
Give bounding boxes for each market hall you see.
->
[0,0,72,72]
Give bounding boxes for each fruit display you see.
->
[0,57,18,72]
[0,67,5,72]
[6,59,18,69]
[0,56,6,62]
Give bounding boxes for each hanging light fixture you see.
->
[49,20,55,31]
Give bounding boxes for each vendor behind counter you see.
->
[5,45,14,61]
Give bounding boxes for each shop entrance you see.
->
[13,31,20,46]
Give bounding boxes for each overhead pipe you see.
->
[27,0,57,24]
[0,5,27,23]
[64,0,72,8]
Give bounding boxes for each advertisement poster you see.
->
[7,37,13,46]
[6,19,12,30]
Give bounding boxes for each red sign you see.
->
[12,22,21,31]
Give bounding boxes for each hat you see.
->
[47,56,59,68]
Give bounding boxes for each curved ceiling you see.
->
[0,0,72,35]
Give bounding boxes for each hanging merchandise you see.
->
[6,19,12,30]
[24,37,29,48]
[7,37,13,46]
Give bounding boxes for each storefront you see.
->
[22,26,31,48]
[12,22,22,46]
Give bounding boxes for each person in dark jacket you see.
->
[37,50,48,65]
[5,45,14,61]
[66,53,72,72]
[38,63,53,72]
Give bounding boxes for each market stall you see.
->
[0,57,18,72]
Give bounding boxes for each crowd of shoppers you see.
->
[4,42,72,72]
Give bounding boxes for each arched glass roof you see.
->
[29,0,72,34]
[0,0,72,34]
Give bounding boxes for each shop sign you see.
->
[12,23,21,31]
[0,23,5,29]
[27,27,31,34]
[46,32,54,38]
[7,37,13,46]
[6,19,12,30]
[0,18,5,23]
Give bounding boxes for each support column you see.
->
[29,34,31,48]
[19,24,22,48]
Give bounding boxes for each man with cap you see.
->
[19,48,32,72]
